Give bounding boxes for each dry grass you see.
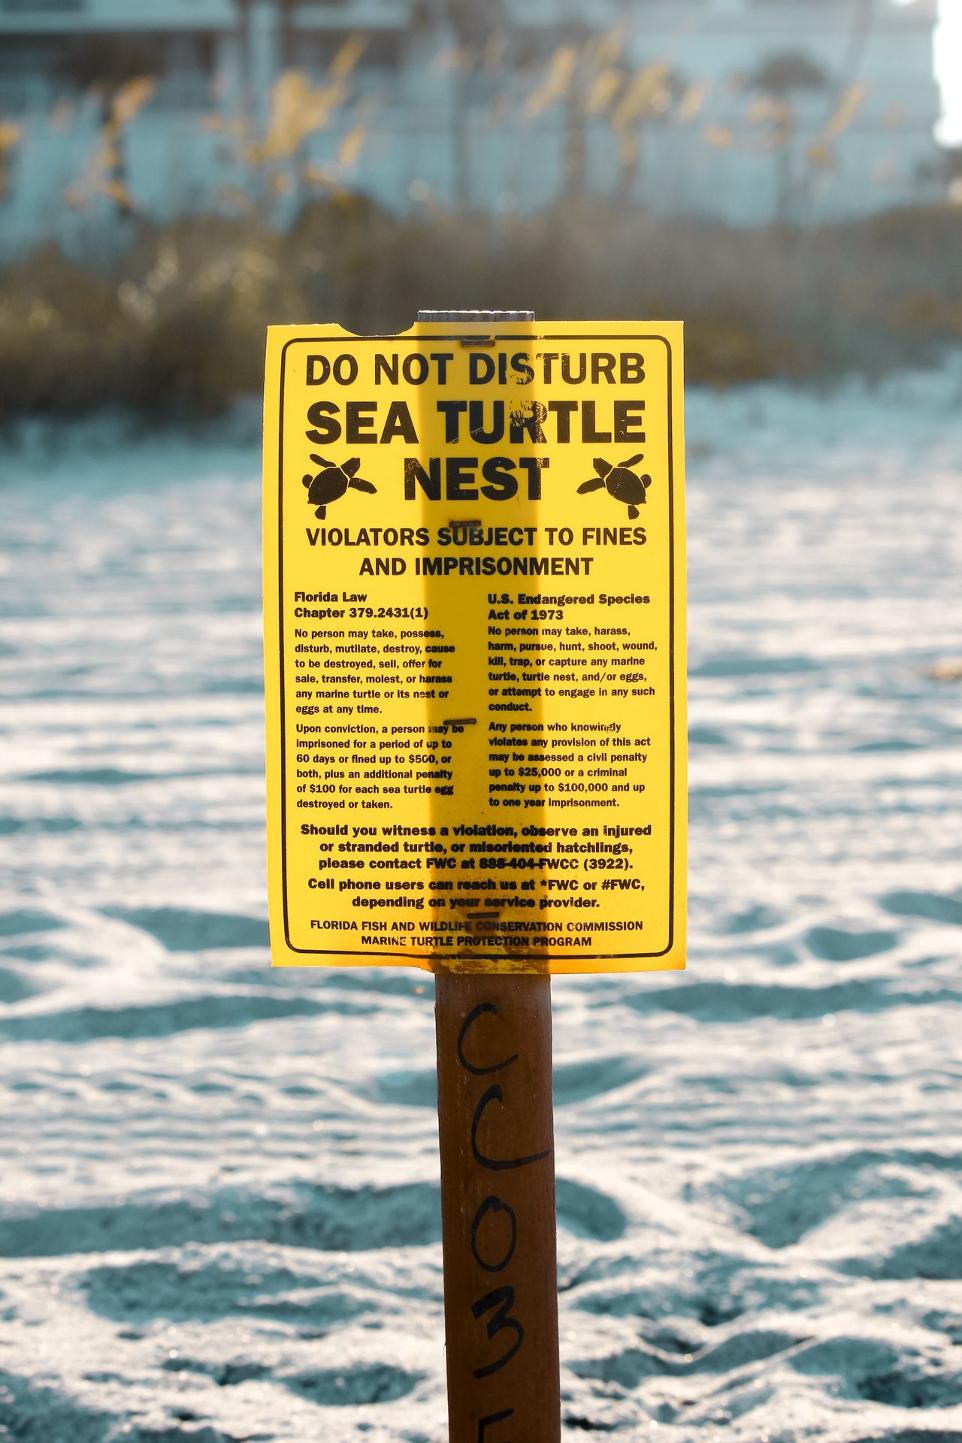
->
[1,197,960,421]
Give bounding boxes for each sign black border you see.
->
[275,331,678,962]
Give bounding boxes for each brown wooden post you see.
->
[435,970,560,1443]
[419,309,561,1441]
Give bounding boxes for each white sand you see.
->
[1,368,961,1440]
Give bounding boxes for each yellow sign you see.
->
[263,320,686,973]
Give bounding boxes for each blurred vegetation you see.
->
[1,196,961,422]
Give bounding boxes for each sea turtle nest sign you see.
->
[263,320,686,973]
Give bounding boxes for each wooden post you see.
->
[420,309,561,1442]
[435,971,560,1442]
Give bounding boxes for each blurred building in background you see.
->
[0,0,945,253]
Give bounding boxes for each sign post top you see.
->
[416,310,535,322]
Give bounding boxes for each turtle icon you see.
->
[577,454,651,519]
[302,455,376,519]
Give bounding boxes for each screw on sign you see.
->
[261,308,687,1441]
